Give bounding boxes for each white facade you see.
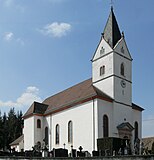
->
[10,135,24,152]
[23,7,143,155]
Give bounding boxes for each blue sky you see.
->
[0,0,154,137]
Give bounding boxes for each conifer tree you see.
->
[0,108,23,151]
[0,111,3,149]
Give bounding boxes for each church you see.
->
[22,7,144,154]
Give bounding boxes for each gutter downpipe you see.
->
[93,99,95,151]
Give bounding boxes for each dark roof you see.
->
[23,78,113,118]
[117,122,134,131]
[23,101,48,118]
[10,135,24,146]
[103,7,121,48]
[132,103,144,111]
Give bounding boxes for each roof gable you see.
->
[117,122,134,131]
[92,37,113,61]
[114,37,132,60]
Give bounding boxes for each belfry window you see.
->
[100,47,105,55]
[37,119,41,128]
[100,66,105,76]
[68,121,73,143]
[103,115,109,137]
[55,124,60,144]
[120,63,125,76]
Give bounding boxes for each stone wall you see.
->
[1,155,154,160]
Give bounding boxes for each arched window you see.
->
[55,124,60,144]
[44,127,49,145]
[120,63,125,76]
[68,121,73,143]
[134,121,138,140]
[37,119,41,128]
[103,115,109,137]
[100,66,105,76]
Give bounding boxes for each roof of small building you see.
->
[142,137,154,150]
[23,78,144,119]
[117,122,134,131]
[9,135,24,146]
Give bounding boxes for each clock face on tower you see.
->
[121,80,126,88]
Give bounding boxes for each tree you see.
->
[0,108,24,151]
[16,110,23,138]
[0,111,3,149]
[2,112,8,151]
[7,108,17,149]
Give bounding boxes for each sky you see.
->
[0,0,154,137]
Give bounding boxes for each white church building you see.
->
[23,7,143,154]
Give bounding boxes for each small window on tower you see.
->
[100,47,105,55]
[100,66,105,76]
[120,63,125,76]
[121,46,124,53]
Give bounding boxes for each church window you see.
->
[100,66,105,76]
[134,121,138,140]
[37,119,41,128]
[100,47,105,55]
[55,124,60,144]
[44,127,49,145]
[103,115,109,137]
[120,63,125,76]
[68,121,73,143]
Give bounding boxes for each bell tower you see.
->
[92,7,132,106]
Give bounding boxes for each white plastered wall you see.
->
[50,100,95,154]
[97,99,113,138]
[23,116,35,150]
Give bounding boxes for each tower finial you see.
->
[110,0,114,10]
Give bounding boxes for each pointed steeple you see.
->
[103,7,121,48]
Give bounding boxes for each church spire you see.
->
[103,7,121,48]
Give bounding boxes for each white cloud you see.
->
[3,32,25,45]
[4,32,14,41]
[39,22,72,38]
[0,86,42,108]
